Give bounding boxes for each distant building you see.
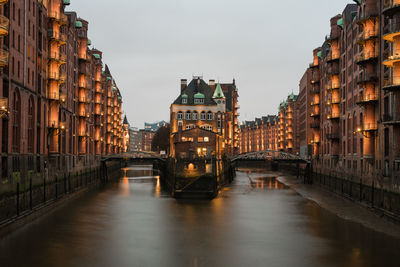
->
[140,129,155,152]
[129,127,141,152]
[122,116,130,152]
[145,121,168,132]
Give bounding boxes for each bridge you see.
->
[231,150,310,164]
[103,150,309,164]
[102,151,165,162]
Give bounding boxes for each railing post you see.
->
[43,176,46,203]
[29,178,32,210]
[16,182,20,217]
[372,180,374,208]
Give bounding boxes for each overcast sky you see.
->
[67,0,353,128]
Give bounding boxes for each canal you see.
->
[0,164,399,267]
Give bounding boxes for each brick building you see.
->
[0,0,126,183]
[240,1,400,194]
[239,116,279,154]
[170,77,239,158]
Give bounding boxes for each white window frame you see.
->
[177,112,183,120]
[194,98,204,104]
[207,112,213,120]
[192,112,198,120]
[201,112,206,121]
[182,98,187,104]
[186,112,191,120]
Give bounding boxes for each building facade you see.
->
[0,0,126,184]
[239,1,400,194]
[170,77,239,158]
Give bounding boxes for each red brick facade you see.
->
[0,1,125,183]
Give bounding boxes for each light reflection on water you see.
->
[0,166,399,267]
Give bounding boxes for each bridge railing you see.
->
[231,150,310,163]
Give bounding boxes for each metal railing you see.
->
[357,51,378,63]
[326,53,340,62]
[360,123,378,131]
[326,82,340,90]
[48,30,67,43]
[0,15,9,34]
[357,29,378,43]
[48,92,60,101]
[356,93,378,104]
[327,113,340,119]
[383,75,400,89]
[383,113,400,123]
[357,73,377,83]
[383,0,400,12]
[0,49,9,66]
[48,120,59,128]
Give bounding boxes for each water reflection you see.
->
[0,167,399,267]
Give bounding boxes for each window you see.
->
[186,112,191,120]
[177,111,183,120]
[204,137,209,142]
[192,112,198,120]
[178,121,183,127]
[201,112,206,121]
[186,124,194,130]
[207,112,213,120]
[198,137,204,142]
[182,98,187,104]
[194,98,204,104]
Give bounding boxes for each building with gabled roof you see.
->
[170,77,238,158]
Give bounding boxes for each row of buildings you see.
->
[240,0,400,192]
[0,0,128,182]
[128,121,168,152]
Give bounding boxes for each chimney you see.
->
[181,79,187,93]
[209,79,216,90]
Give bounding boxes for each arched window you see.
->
[185,111,191,120]
[177,111,183,120]
[28,96,34,153]
[192,112,198,121]
[207,112,213,120]
[201,112,206,121]
[12,89,21,152]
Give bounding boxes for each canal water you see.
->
[1,164,399,267]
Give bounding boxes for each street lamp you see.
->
[0,98,9,118]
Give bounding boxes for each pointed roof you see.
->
[123,116,129,125]
[213,83,225,99]
[172,78,217,106]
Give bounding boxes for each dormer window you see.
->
[181,93,188,104]
[194,92,205,104]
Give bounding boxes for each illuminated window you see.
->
[204,137,209,142]
[198,137,204,142]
